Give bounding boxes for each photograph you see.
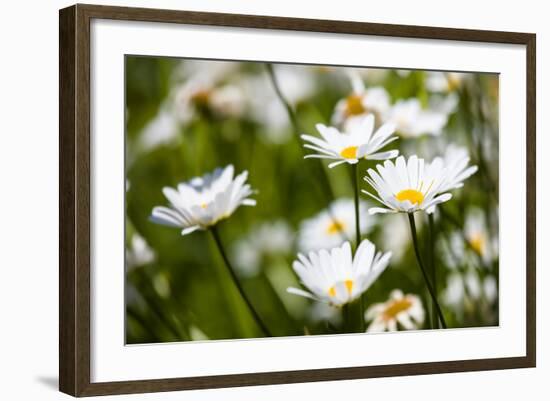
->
[124,56,499,344]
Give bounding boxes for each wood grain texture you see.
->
[59,5,76,395]
[59,3,537,397]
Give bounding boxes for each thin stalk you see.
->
[428,213,439,329]
[133,269,183,340]
[266,64,349,246]
[352,163,361,247]
[265,64,300,134]
[351,163,365,331]
[342,304,351,333]
[407,213,447,329]
[210,226,272,337]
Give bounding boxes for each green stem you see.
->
[351,163,365,331]
[407,213,447,329]
[265,64,300,134]
[210,226,272,337]
[342,304,351,333]
[428,213,439,329]
[265,64,341,227]
[352,163,361,247]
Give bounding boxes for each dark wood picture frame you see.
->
[59,3,536,397]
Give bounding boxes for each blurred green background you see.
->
[125,56,499,343]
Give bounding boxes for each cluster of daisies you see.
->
[150,67,479,333]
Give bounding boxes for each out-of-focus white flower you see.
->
[438,207,497,269]
[302,114,398,169]
[172,60,246,123]
[383,98,448,138]
[232,220,294,277]
[150,165,256,235]
[153,272,171,298]
[298,198,373,253]
[426,71,466,93]
[379,213,412,262]
[308,302,342,325]
[287,240,391,307]
[464,208,496,265]
[350,67,391,85]
[332,70,391,127]
[429,93,459,115]
[139,108,180,151]
[363,155,453,215]
[208,85,247,117]
[174,78,247,122]
[189,325,210,341]
[365,290,425,332]
[126,234,155,269]
[444,270,498,310]
[243,65,316,143]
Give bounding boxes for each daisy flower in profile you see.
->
[464,208,496,264]
[301,114,398,169]
[232,220,294,277]
[365,290,425,332]
[298,198,373,253]
[332,70,391,127]
[425,145,478,214]
[363,155,453,215]
[429,145,478,193]
[383,98,448,138]
[287,240,392,307]
[150,165,256,236]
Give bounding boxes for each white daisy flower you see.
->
[430,145,478,193]
[379,213,413,262]
[174,79,246,121]
[298,198,373,253]
[365,290,425,332]
[232,220,294,277]
[363,155,453,215]
[139,107,180,151]
[301,114,398,169]
[464,208,496,265]
[426,71,466,93]
[383,98,448,138]
[150,165,256,235]
[287,240,392,307]
[444,270,498,311]
[425,145,478,214]
[242,65,315,143]
[437,208,497,269]
[332,70,391,127]
[126,234,155,269]
[172,61,246,123]
[307,302,342,325]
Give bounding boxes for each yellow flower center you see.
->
[469,233,485,254]
[383,298,412,321]
[191,90,211,106]
[340,146,358,159]
[395,189,425,205]
[200,203,208,209]
[345,94,366,117]
[326,219,346,235]
[447,75,461,91]
[328,279,354,298]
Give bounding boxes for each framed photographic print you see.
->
[59,3,536,397]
